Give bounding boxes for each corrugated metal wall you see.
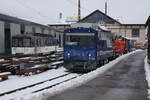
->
[0,21,4,54]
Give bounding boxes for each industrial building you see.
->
[146,16,150,63]
[79,10,146,45]
[49,10,146,46]
[0,13,62,55]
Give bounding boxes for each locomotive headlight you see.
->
[67,53,70,56]
[88,53,92,57]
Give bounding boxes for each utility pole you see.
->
[105,2,107,15]
[78,0,81,21]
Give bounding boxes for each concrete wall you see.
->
[139,29,146,43]
[0,22,62,55]
[25,26,50,34]
[11,23,21,37]
[124,28,132,38]
[44,29,49,34]
[49,30,56,36]
[35,27,42,33]
[60,33,63,47]
[106,24,146,45]
[25,25,33,33]
[0,21,4,53]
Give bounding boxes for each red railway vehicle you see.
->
[113,36,133,57]
[113,36,126,57]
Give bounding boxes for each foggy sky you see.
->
[0,0,149,25]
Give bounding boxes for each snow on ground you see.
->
[0,73,79,100]
[57,48,63,52]
[0,67,72,95]
[0,50,143,100]
[144,56,150,98]
[51,61,63,65]
[31,64,45,68]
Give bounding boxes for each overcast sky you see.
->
[0,0,149,25]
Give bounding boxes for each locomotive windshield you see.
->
[65,33,95,46]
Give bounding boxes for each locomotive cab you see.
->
[63,23,114,72]
[64,28,97,71]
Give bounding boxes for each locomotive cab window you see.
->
[65,33,95,46]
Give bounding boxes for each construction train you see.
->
[12,33,59,55]
[63,23,133,72]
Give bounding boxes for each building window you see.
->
[132,28,140,37]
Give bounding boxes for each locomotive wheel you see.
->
[100,60,104,65]
[96,61,101,67]
[103,59,108,64]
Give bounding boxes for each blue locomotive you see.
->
[63,23,113,72]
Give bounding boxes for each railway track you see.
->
[0,51,63,74]
[0,51,57,60]
[32,74,82,93]
[0,53,61,65]
[0,51,62,63]
[0,73,82,97]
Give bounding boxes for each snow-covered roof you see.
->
[98,25,109,31]
[122,36,139,40]
[0,13,49,28]
[71,23,109,32]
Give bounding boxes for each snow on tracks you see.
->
[27,50,143,100]
[0,50,143,100]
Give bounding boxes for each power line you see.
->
[15,0,92,23]
[15,0,57,23]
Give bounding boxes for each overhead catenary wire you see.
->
[15,0,93,23]
[14,0,57,24]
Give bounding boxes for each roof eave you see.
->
[78,9,121,25]
[146,16,150,26]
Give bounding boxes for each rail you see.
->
[0,51,63,75]
[0,73,72,96]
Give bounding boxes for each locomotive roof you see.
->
[122,36,138,40]
[71,23,110,32]
[64,27,97,33]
